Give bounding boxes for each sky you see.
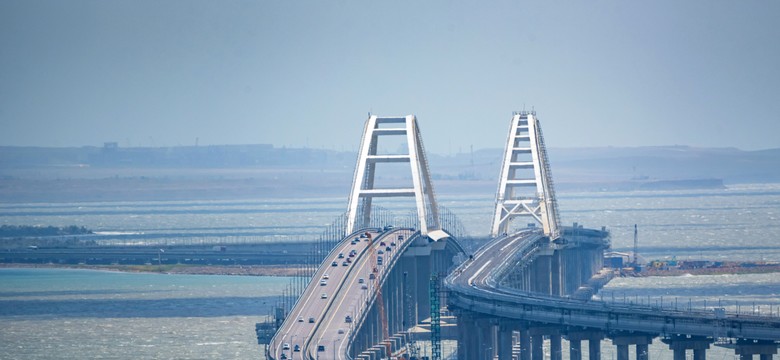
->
[1,0,779,154]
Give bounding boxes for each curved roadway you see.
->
[446,231,780,343]
[269,227,414,360]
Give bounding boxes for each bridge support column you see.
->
[498,321,520,360]
[528,327,559,360]
[568,331,603,360]
[415,255,431,323]
[551,251,561,296]
[612,334,653,360]
[550,334,562,360]
[569,340,582,360]
[530,334,543,360]
[636,343,649,360]
[734,340,777,360]
[476,318,496,360]
[533,255,552,294]
[616,344,629,360]
[519,329,531,360]
[663,336,712,360]
[457,312,481,360]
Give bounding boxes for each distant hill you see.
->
[1,144,778,202]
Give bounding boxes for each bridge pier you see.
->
[498,321,516,360]
[611,334,653,360]
[566,331,603,360]
[477,318,496,360]
[551,251,562,296]
[734,340,777,360]
[534,255,552,295]
[662,336,712,360]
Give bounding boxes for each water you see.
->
[0,268,289,359]
[2,183,780,359]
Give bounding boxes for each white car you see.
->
[321,293,327,299]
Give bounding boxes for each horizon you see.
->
[1,142,778,155]
[2,1,779,152]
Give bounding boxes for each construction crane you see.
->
[633,224,639,266]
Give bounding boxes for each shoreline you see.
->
[0,263,308,276]
[634,265,780,277]
[4,262,780,278]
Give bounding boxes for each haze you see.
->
[1,1,778,153]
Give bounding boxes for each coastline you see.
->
[634,265,780,277]
[0,263,307,276]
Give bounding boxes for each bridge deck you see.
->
[269,228,414,360]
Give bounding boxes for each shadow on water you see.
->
[0,295,282,318]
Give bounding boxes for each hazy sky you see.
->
[1,1,778,153]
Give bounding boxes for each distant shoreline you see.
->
[0,263,308,276]
[638,265,780,277]
[4,262,779,278]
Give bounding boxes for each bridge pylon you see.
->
[491,111,561,239]
[346,115,441,237]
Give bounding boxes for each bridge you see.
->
[261,112,780,360]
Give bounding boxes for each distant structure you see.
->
[491,111,561,238]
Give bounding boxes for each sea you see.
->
[2,183,780,359]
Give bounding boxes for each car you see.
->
[358,278,364,284]
[378,250,384,254]
[351,240,357,245]
[380,241,386,246]
[331,261,338,267]
[359,234,367,239]
[397,235,404,241]
[346,257,352,263]
[338,252,344,258]
[320,280,327,286]
[369,273,376,280]
[385,246,392,252]
[283,343,290,350]
[383,225,394,231]
[321,293,327,299]
[297,316,303,322]
[308,317,315,323]
[354,237,360,242]
[345,315,352,323]
[294,344,300,352]
[361,283,368,290]
[323,274,329,279]
[317,345,325,352]
[338,328,345,334]
[349,249,357,256]
[280,354,287,359]
[342,261,349,266]
[390,241,396,246]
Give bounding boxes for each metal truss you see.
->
[346,115,441,237]
[491,111,561,239]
